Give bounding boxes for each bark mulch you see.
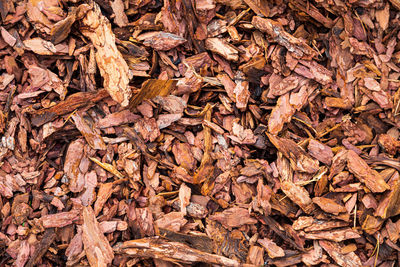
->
[1,0,400,266]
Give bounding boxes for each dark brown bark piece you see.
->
[25,228,56,267]
[31,89,109,127]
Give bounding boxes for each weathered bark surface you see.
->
[1,0,400,266]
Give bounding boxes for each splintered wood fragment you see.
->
[80,1,131,107]
[94,182,114,216]
[72,113,107,150]
[347,150,389,193]
[258,238,285,258]
[137,31,187,50]
[82,206,114,266]
[114,237,256,267]
[251,16,317,59]
[205,38,239,61]
[267,134,319,173]
[302,228,361,242]
[89,157,124,179]
[281,181,315,214]
[31,89,109,127]
[209,207,257,229]
[319,240,362,267]
[40,210,80,228]
[129,79,177,109]
[268,93,295,135]
[25,228,56,267]
[312,197,346,215]
[195,105,214,185]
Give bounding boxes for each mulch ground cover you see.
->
[1,0,400,266]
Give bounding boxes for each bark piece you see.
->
[252,16,317,59]
[40,210,80,228]
[308,139,333,166]
[114,237,255,267]
[94,182,114,216]
[267,134,319,173]
[268,93,295,135]
[111,0,128,27]
[129,79,177,109]
[26,228,56,267]
[31,89,109,127]
[247,245,264,265]
[64,139,85,193]
[209,207,257,229]
[281,181,315,214]
[138,31,186,50]
[82,206,114,266]
[347,150,389,193]
[258,238,285,258]
[319,240,362,267]
[23,37,58,55]
[303,228,360,242]
[80,2,131,106]
[72,112,106,150]
[178,183,191,216]
[375,176,400,219]
[312,197,346,215]
[205,38,239,61]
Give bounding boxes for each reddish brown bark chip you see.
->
[281,181,315,214]
[308,139,333,166]
[82,206,114,266]
[302,228,361,242]
[267,134,319,173]
[347,150,390,193]
[268,93,295,135]
[257,238,285,258]
[64,139,85,193]
[252,16,317,59]
[319,240,362,267]
[205,38,239,62]
[137,32,187,51]
[40,210,80,228]
[80,2,131,107]
[209,207,257,229]
[312,197,346,215]
[72,112,107,150]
